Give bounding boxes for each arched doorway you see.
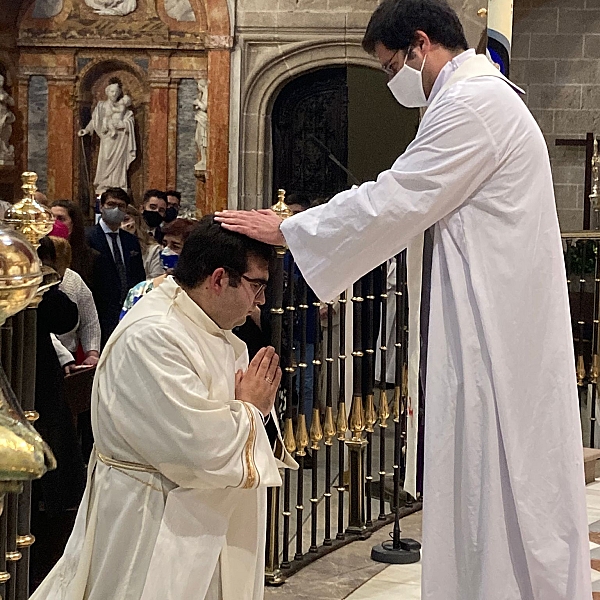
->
[271,65,420,204]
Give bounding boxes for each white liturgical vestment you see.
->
[32,276,296,600]
[280,53,592,600]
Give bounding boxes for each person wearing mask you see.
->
[141,189,168,242]
[121,204,163,278]
[165,190,181,223]
[51,200,99,289]
[120,217,197,318]
[215,1,591,598]
[86,187,145,347]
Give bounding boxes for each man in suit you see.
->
[86,187,146,347]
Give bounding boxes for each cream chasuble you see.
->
[32,276,296,600]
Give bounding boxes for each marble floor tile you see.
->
[372,563,422,585]
[346,579,421,600]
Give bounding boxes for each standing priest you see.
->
[215,0,592,598]
[32,217,296,600]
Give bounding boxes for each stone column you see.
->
[47,77,75,200]
[206,40,232,214]
[167,80,179,190]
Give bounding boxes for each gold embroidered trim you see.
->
[241,403,259,489]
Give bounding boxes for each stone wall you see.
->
[512,0,600,231]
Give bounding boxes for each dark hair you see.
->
[362,0,468,55]
[286,193,311,210]
[174,215,274,289]
[100,187,130,206]
[37,235,57,270]
[166,190,182,204]
[51,199,95,286]
[162,218,197,242]
[142,189,168,206]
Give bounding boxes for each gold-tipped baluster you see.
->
[323,406,335,446]
[577,355,587,387]
[349,395,365,442]
[283,417,296,454]
[272,189,293,222]
[591,354,600,385]
[378,388,390,429]
[295,414,309,457]
[364,393,376,434]
[310,409,323,451]
[336,401,348,441]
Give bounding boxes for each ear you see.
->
[412,30,431,56]
[208,267,228,295]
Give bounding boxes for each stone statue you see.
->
[78,81,136,194]
[165,0,196,22]
[0,76,15,167]
[84,0,136,16]
[193,78,208,172]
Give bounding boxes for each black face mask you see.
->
[164,207,178,223]
[143,210,164,228]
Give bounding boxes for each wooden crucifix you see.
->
[556,133,597,230]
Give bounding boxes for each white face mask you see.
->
[387,50,428,108]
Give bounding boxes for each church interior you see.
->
[0,0,599,599]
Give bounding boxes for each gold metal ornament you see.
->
[0,228,43,325]
[323,406,335,446]
[310,409,323,451]
[295,414,309,457]
[378,388,390,429]
[336,401,348,441]
[364,394,377,433]
[271,189,293,221]
[283,417,296,454]
[577,355,586,387]
[349,394,365,442]
[4,172,54,248]
[591,354,600,385]
[393,385,401,422]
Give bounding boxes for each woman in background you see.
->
[121,204,163,278]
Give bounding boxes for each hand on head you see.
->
[235,346,282,417]
[214,210,286,246]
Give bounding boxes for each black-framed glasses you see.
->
[240,275,268,298]
[382,49,401,76]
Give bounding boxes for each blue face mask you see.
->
[160,247,179,271]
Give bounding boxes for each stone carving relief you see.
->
[0,76,16,167]
[194,78,208,172]
[78,80,136,193]
[165,0,196,22]
[32,0,64,19]
[84,0,137,16]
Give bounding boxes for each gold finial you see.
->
[349,394,365,441]
[364,394,377,433]
[393,385,401,422]
[271,189,293,221]
[4,172,54,248]
[378,388,390,429]
[591,137,600,220]
[591,354,600,385]
[577,355,586,387]
[323,406,335,446]
[309,409,323,451]
[295,414,309,457]
[477,7,487,18]
[283,417,296,454]
[336,401,348,441]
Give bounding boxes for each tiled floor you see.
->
[267,477,600,600]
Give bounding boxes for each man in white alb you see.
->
[215,1,592,599]
[32,216,296,600]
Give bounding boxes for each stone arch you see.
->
[237,40,380,210]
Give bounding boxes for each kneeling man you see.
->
[33,216,296,600]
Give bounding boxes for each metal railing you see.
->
[264,242,422,582]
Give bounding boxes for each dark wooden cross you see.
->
[556,133,597,230]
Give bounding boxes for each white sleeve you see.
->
[52,334,74,367]
[73,274,101,354]
[280,96,499,301]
